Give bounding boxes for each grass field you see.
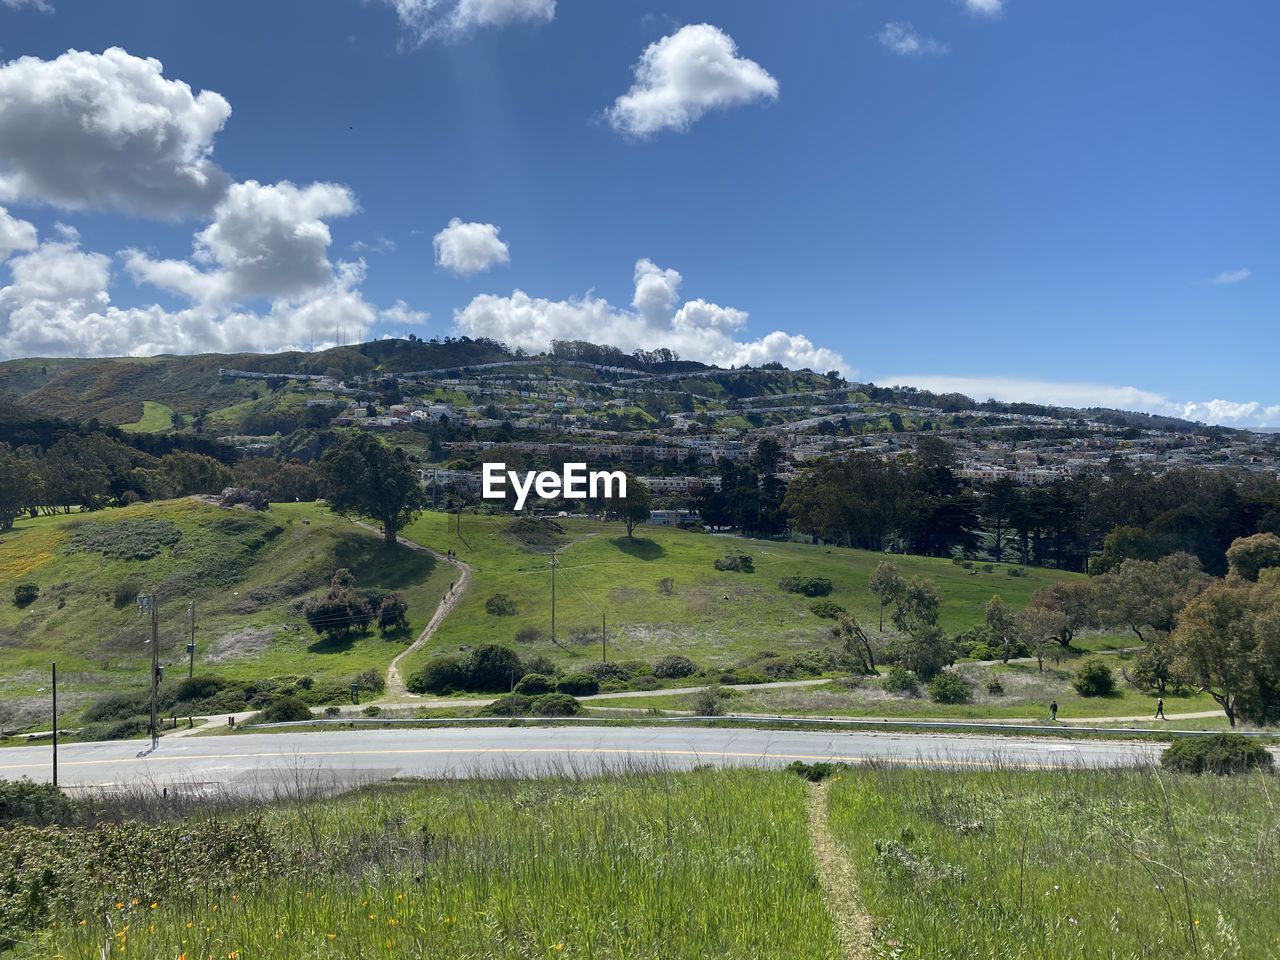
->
[118,400,175,433]
[6,766,1277,959]
[398,511,1080,681]
[0,502,453,729]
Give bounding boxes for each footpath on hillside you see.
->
[806,779,875,960]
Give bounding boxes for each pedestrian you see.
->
[1049,700,1058,722]
[1154,696,1165,720]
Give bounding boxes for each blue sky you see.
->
[0,0,1276,426]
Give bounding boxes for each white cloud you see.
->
[0,47,231,218]
[1,0,52,10]
[377,0,554,41]
[877,23,948,57]
[1212,267,1251,285]
[881,374,1280,429]
[351,235,398,254]
[379,298,430,327]
[0,207,37,262]
[433,218,510,275]
[124,180,358,306]
[606,24,778,138]
[963,0,1003,16]
[453,257,846,374]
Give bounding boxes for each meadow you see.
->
[4,765,1277,959]
[397,512,1079,681]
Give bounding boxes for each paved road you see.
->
[0,726,1179,793]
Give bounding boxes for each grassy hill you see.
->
[396,513,1082,681]
[0,501,453,731]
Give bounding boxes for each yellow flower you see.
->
[327,933,337,941]
[131,899,141,907]
[150,903,158,910]
[552,944,564,953]
[387,918,398,926]
[115,902,125,911]
[228,952,240,959]
[1194,919,1201,926]
[78,920,88,927]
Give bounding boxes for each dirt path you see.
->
[806,780,875,960]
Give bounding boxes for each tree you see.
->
[982,476,1021,562]
[868,560,903,631]
[303,569,374,640]
[0,444,40,531]
[1093,553,1210,644]
[1015,605,1065,674]
[984,595,1017,663]
[831,613,876,674]
[1128,634,1186,696]
[1028,580,1096,648]
[1226,533,1280,582]
[607,473,652,538]
[1171,572,1280,727]
[321,433,426,544]
[887,577,949,680]
[891,577,941,636]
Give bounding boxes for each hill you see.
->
[0,500,453,731]
[395,513,1082,681]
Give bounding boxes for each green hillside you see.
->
[397,513,1082,680]
[0,501,453,731]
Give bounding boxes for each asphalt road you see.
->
[0,726,1178,794]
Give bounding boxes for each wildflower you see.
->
[1194,919,1201,927]
[150,903,158,910]
[78,920,87,927]
[327,933,337,940]
[115,902,125,911]
[552,944,565,953]
[388,918,398,926]
[228,952,240,959]
[131,899,141,907]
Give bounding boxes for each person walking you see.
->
[1049,700,1058,722]
[1154,696,1165,720]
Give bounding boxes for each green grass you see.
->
[0,501,453,729]
[17,770,841,960]
[398,511,1080,681]
[118,400,175,433]
[827,766,1280,959]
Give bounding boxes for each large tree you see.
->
[0,444,41,531]
[607,473,652,538]
[321,433,426,544]
[868,560,903,631]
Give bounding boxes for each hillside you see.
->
[396,513,1082,681]
[0,500,454,731]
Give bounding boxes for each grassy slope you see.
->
[118,400,174,433]
[0,501,453,727]
[398,512,1081,679]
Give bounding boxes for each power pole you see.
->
[601,613,607,663]
[550,551,559,646]
[186,600,196,678]
[50,661,57,787]
[138,594,159,749]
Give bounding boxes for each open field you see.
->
[398,511,1080,680]
[0,502,453,729]
[3,764,1276,959]
[118,400,175,433]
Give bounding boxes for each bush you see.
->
[883,665,920,696]
[618,659,653,678]
[376,594,409,633]
[112,580,141,610]
[692,685,731,716]
[584,661,632,682]
[779,576,833,597]
[522,654,558,676]
[928,671,972,704]
[985,674,1004,696]
[653,654,698,679]
[361,705,382,717]
[514,673,554,696]
[629,675,660,691]
[0,779,74,827]
[514,626,547,644]
[714,552,754,573]
[530,693,581,717]
[810,599,846,619]
[83,690,151,724]
[787,761,841,782]
[1161,734,1274,775]
[408,655,466,695]
[462,645,524,692]
[352,667,386,696]
[253,695,313,724]
[967,643,1001,661]
[12,583,38,608]
[479,693,532,717]
[555,673,599,697]
[485,594,518,616]
[1072,658,1116,697]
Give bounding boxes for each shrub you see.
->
[522,654,558,676]
[692,685,731,716]
[618,659,653,678]
[68,518,182,561]
[810,599,846,619]
[172,675,227,704]
[981,564,994,573]
[1161,734,1274,775]
[408,655,466,695]
[479,693,532,717]
[656,577,675,595]
[361,705,382,717]
[1072,658,1116,697]
[352,667,386,695]
[1006,567,1025,577]
[83,690,151,724]
[584,661,632,682]
[303,570,373,639]
[514,673,554,696]
[928,671,972,704]
[714,552,754,573]
[985,674,1005,696]
[0,779,74,827]
[555,673,599,696]
[967,643,1000,661]
[112,580,141,610]
[629,675,660,691]
[485,593,518,616]
[530,693,581,717]
[376,594,409,633]
[324,705,342,717]
[254,696,313,724]
[514,626,546,645]
[12,583,38,608]
[787,761,841,782]
[883,665,920,696]
[653,654,698,679]
[462,645,525,692]
[779,576,833,597]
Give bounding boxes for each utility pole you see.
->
[186,600,196,678]
[50,662,57,787]
[550,551,559,646]
[138,594,159,749]
[601,613,607,663]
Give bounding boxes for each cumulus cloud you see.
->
[1,0,52,10]
[881,374,1280,430]
[877,23,948,57]
[963,0,1003,15]
[379,298,430,327]
[124,180,358,306]
[606,24,778,138]
[1212,267,1251,285]
[433,218,510,275]
[0,207,37,262]
[0,47,231,218]
[453,258,846,374]
[377,0,555,41]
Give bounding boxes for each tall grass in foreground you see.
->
[828,765,1280,960]
[18,769,840,960]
